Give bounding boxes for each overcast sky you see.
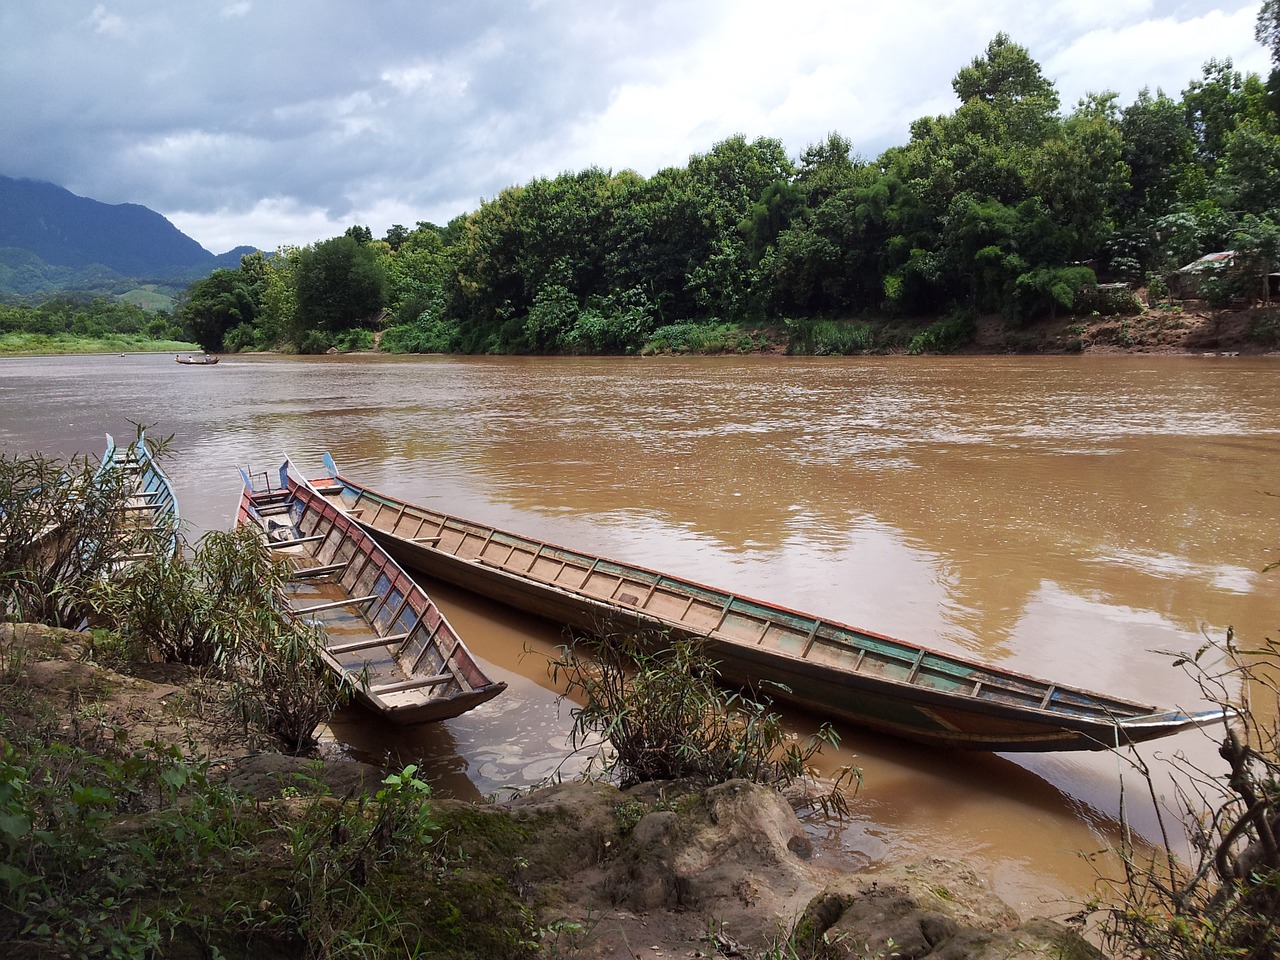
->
[0,1,1271,254]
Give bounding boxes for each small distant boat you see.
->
[236,461,506,725]
[307,454,1230,752]
[176,354,219,365]
[96,431,180,567]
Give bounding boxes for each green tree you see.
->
[448,185,529,352]
[603,166,704,325]
[384,225,452,327]
[795,131,862,206]
[684,135,794,320]
[178,269,257,352]
[294,235,386,339]
[1183,58,1274,169]
[1119,88,1196,228]
[1217,121,1280,212]
[1258,0,1280,68]
[524,278,578,353]
[952,32,1061,145]
[256,246,300,347]
[383,223,410,251]
[938,194,1023,311]
[1030,92,1130,259]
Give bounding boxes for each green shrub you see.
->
[1010,266,1096,323]
[907,311,976,354]
[642,320,742,354]
[222,321,259,352]
[1077,284,1142,316]
[89,525,350,753]
[295,330,328,354]
[332,327,374,352]
[1249,310,1279,347]
[803,320,877,355]
[550,629,859,814]
[381,316,458,353]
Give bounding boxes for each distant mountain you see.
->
[0,175,215,275]
[0,175,255,298]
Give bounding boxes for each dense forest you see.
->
[162,17,1280,354]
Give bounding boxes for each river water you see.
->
[2,351,1277,915]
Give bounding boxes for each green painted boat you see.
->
[303,453,1228,752]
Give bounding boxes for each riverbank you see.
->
[965,302,1280,355]
[1,622,1103,960]
[2,304,1277,360]
[0,331,197,356]
[789,302,1280,357]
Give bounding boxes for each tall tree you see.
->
[1258,0,1280,68]
[294,235,386,335]
[952,33,1061,145]
[795,132,861,207]
[1182,58,1274,168]
[1030,92,1130,259]
[1119,88,1195,223]
[178,269,257,352]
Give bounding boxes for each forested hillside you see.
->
[178,27,1280,356]
[0,176,211,275]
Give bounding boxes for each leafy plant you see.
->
[0,430,176,628]
[1091,628,1279,960]
[549,629,859,814]
[641,320,744,354]
[89,523,350,753]
[907,311,976,355]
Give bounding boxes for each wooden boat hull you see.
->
[99,431,180,563]
[311,456,1229,752]
[237,463,505,725]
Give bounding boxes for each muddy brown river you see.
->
[2,351,1277,915]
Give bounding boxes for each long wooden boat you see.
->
[236,462,506,725]
[175,354,219,365]
[305,454,1230,752]
[97,431,180,565]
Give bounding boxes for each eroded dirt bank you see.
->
[2,623,1103,959]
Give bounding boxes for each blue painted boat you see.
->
[98,431,180,565]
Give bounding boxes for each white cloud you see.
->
[1047,6,1271,105]
[86,4,125,37]
[166,197,350,254]
[3,0,1274,252]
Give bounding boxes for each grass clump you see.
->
[641,320,749,354]
[0,721,541,959]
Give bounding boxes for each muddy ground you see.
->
[965,302,1278,356]
[0,622,1108,960]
